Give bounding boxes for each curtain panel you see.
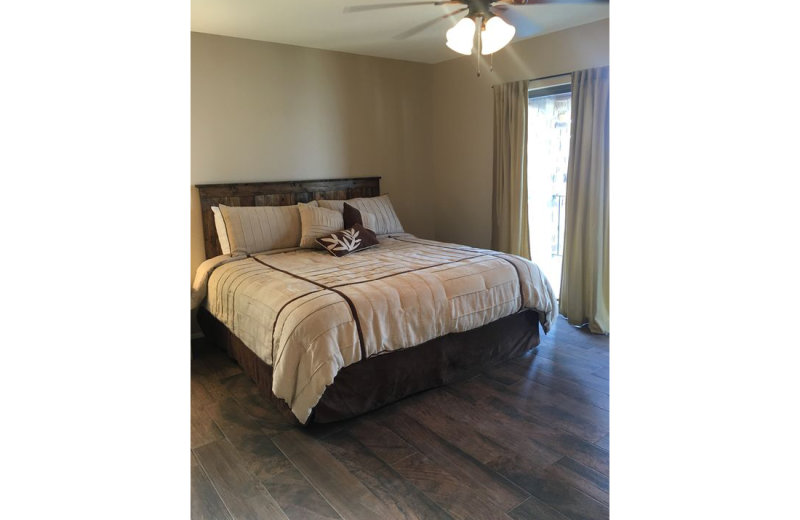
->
[491,80,531,259]
[560,66,610,334]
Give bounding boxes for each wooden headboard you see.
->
[196,177,381,259]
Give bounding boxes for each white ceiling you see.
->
[191,0,609,64]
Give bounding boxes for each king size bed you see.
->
[191,177,557,424]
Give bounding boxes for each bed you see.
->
[192,177,557,424]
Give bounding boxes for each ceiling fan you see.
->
[344,0,609,58]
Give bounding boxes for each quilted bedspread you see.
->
[192,235,557,423]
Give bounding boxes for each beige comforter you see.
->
[192,235,557,423]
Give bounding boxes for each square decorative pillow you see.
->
[298,202,344,248]
[343,202,379,232]
[316,224,379,257]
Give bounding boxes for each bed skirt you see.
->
[197,306,541,424]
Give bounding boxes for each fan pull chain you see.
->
[490,52,493,73]
[476,17,482,77]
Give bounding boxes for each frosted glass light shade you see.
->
[446,17,475,55]
[481,16,515,55]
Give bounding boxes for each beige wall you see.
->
[191,32,435,280]
[431,19,609,248]
[191,19,609,282]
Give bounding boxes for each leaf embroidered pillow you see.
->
[316,224,379,257]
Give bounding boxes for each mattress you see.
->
[192,235,557,423]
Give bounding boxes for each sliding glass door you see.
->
[527,84,571,297]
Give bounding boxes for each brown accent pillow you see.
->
[316,224,379,257]
[343,202,361,228]
[343,203,378,232]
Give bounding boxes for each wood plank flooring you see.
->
[191,319,610,520]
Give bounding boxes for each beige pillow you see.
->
[298,203,344,248]
[218,204,302,255]
[348,194,404,235]
[317,200,345,213]
[359,211,379,232]
[318,194,403,235]
[210,206,231,255]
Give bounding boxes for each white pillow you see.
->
[211,206,231,255]
[318,194,403,235]
[297,203,344,248]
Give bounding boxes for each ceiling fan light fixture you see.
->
[445,17,475,55]
[480,16,515,55]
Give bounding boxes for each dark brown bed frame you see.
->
[195,177,541,424]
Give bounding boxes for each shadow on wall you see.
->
[189,186,206,335]
[191,186,206,286]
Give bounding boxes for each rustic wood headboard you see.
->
[196,177,381,259]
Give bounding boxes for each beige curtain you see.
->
[491,80,530,259]
[560,66,610,334]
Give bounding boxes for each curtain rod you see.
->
[491,72,571,88]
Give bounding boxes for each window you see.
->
[527,84,571,297]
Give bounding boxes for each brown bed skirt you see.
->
[197,306,541,424]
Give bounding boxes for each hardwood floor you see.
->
[191,319,610,520]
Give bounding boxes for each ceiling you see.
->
[191,0,609,64]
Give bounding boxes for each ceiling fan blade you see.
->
[491,5,542,39]
[394,7,469,40]
[344,1,459,13]
[493,0,608,5]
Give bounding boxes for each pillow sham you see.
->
[211,206,232,255]
[218,204,302,255]
[316,224,379,257]
[320,194,403,235]
[298,203,344,248]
